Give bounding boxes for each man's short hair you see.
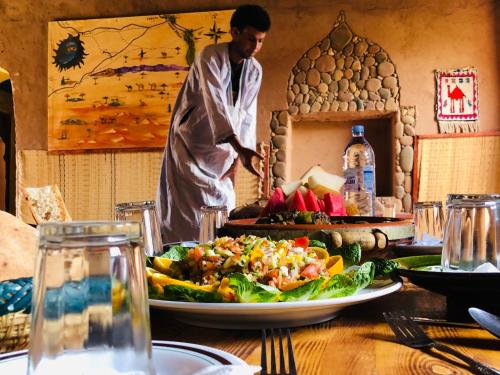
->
[230,4,271,32]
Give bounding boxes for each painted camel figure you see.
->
[447,84,465,113]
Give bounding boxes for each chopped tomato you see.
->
[267,269,279,279]
[294,236,309,249]
[300,264,321,279]
[192,247,204,262]
[204,262,216,270]
[230,245,242,254]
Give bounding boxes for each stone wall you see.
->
[269,12,417,212]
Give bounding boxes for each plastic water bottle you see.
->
[343,125,376,216]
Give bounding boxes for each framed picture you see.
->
[435,68,479,133]
[48,10,233,151]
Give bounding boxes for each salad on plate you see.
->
[146,235,397,303]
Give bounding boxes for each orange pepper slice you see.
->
[326,255,343,276]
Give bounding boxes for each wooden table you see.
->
[151,283,500,375]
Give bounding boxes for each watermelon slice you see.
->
[285,185,307,207]
[318,198,325,212]
[324,193,347,216]
[304,189,321,212]
[289,189,307,211]
[260,187,287,216]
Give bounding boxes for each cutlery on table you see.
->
[411,316,480,329]
[261,328,297,375]
[469,308,500,339]
[383,311,500,375]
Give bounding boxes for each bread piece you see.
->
[308,174,345,197]
[300,165,323,184]
[22,185,71,224]
[0,210,38,281]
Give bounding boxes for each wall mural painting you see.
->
[435,67,479,133]
[48,10,233,151]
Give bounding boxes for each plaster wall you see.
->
[0,0,498,148]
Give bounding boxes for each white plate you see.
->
[0,341,245,375]
[149,280,402,329]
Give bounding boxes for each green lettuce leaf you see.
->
[162,285,222,303]
[370,258,399,277]
[280,278,324,302]
[329,242,361,268]
[227,273,280,303]
[161,245,189,261]
[147,284,163,300]
[353,262,375,289]
[308,240,327,249]
[314,274,357,300]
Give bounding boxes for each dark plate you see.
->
[390,244,442,257]
[395,255,500,297]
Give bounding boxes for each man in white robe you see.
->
[157,5,271,243]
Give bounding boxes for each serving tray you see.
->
[220,216,414,253]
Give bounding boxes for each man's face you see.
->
[231,26,267,59]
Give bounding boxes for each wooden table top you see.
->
[151,282,500,375]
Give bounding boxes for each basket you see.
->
[0,277,32,352]
[0,312,30,352]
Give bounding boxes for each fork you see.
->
[383,311,500,375]
[261,328,297,375]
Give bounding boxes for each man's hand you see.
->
[228,135,264,179]
[221,157,239,181]
[239,147,264,178]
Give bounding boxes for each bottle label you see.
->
[344,167,375,192]
[343,168,358,192]
[363,166,375,192]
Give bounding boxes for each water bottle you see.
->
[343,125,376,216]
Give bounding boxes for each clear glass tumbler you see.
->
[442,198,499,271]
[375,196,397,218]
[28,221,155,375]
[115,201,163,256]
[446,193,500,206]
[413,201,444,245]
[199,205,228,244]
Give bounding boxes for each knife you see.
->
[411,316,480,328]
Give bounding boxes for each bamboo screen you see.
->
[17,150,261,222]
[414,133,500,205]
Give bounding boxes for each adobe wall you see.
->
[0,0,498,150]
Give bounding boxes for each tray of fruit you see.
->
[223,167,413,252]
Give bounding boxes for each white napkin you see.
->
[190,365,261,375]
[474,262,500,273]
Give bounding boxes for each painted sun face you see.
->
[53,34,87,71]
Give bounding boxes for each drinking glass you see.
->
[28,221,155,375]
[412,201,444,245]
[199,205,228,244]
[115,201,163,256]
[447,193,500,205]
[375,196,397,218]
[442,197,499,271]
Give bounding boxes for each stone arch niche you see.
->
[269,11,416,213]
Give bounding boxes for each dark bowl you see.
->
[395,255,500,297]
[395,255,500,319]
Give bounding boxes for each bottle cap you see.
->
[352,125,364,134]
